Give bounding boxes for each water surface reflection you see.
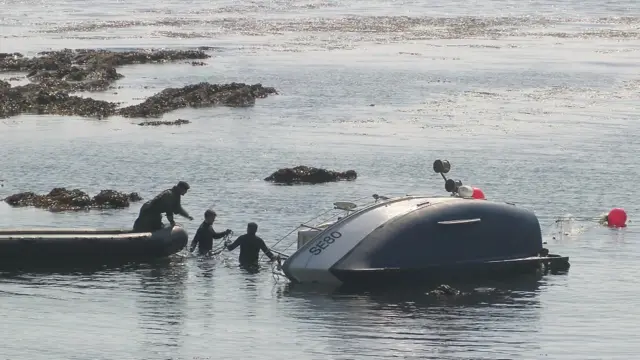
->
[136,259,188,356]
[275,276,545,359]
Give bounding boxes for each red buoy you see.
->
[472,187,485,200]
[607,208,627,228]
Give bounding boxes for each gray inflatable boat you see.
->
[0,225,188,269]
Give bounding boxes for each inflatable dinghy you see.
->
[0,225,188,269]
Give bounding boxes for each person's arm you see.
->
[225,235,243,251]
[173,195,192,220]
[189,231,200,252]
[165,211,175,225]
[211,227,231,239]
[258,236,276,261]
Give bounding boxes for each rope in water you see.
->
[271,260,286,282]
[208,230,234,256]
[540,214,616,243]
[554,216,603,223]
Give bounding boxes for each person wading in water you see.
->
[225,222,279,267]
[189,209,232,255]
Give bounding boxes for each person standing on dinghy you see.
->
[224,222,278,267]
[189,210,232,255]
[132,181,194,232]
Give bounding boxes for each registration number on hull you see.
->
[309,231,342,255]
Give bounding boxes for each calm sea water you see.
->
[1,0,640,359]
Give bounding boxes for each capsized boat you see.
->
[0,225,188,269]
[279,160,570,287]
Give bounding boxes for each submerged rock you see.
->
[117,82,278,118]
[137,119,191,126]
[264,166,358,185]
[4,188,142,212]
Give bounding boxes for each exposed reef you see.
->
[4,188,143,212]
[0,49,208,92]
[0,48,208,73]
[137,119,191,126]
[1,83,118,118]
[118,82,277,118]
[264,166,358,185]
[0,49,277,119]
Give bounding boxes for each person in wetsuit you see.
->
[189,209,232,255]
[224,222,278,266]
[132,181,194,232]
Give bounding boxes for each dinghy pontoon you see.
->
[0,225,188,269]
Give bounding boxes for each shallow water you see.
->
[1,0,640,359]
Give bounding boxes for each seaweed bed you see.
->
[0,49,278,119]
[265,166,358,184]
[4,188,143,212]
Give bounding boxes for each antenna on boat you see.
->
[433,159,463,196]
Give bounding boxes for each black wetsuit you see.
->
[226,233,275,266]
[133,187,190,232]
[190,222,228,255]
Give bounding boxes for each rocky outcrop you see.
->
[1,49,208,94]
[118,82,278,118]
[0,81,277,119]
[0,48,209,73]
[4,187,142,212]
[264,166,358,185]
[91,189,142,208]
[1,83,118,118]
[137,119,191,126]
[0,49,158,118]
[0,49,276,119]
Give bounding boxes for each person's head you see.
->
[175,181,190,196]
[204,209,217,224]
[247,222,258,235]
